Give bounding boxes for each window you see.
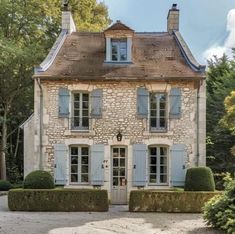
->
[111,39,127,62]
[72,93,89,130]
[149,146,168,185]
[70,146,89,183]
[150,93,167,131]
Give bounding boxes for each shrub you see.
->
[129,190,221,212]
[184,167,215,191]
[203,177,235,233]
[0,180,12,191]
[8,189,109,212]
[23,170,55,189]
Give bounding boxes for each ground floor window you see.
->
[149,146,168,185]
[70,146,89,183]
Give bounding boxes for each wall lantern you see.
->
[117,131,122,142]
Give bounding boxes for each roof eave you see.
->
[173,31,206,74]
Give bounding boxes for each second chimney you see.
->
[167,4,179,33]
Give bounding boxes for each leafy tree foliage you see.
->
[206,54,235,175]
[0,0,110,181]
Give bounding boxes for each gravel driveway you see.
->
[0,195,222,234]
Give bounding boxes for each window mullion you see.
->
[157,147,160,184]
[80,93,83,128]
[156,95,160,129]
[78,147,81,183]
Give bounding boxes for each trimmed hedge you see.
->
[129,190,222,212]
[23,170,54,189]
[0,180,12,191]
[8,189,109,212]
[185,167,215,191]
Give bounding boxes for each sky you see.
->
[98,0,235,64]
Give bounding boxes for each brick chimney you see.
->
[167,4,179,33]
[62,1,76,34]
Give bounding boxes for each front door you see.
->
[111,147,127,204]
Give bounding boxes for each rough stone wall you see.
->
[34,80,202,173]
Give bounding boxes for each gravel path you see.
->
[0,195,222,234]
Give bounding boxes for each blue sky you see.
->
[99,0,235,64]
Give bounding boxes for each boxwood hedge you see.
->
[8,189,109,212]
[129,190,222,212]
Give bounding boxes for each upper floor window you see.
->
[111,39,127,62]
[72,92,89,130]
[150,93,167,131]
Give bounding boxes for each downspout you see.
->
[196,81,200,166]
[36,78,43,170]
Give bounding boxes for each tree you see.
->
[0,0,110,180]
[206,54,235,174]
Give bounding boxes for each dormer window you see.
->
[104,20,134,64]
[111,39,127,62]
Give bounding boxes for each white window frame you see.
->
[70,145,90,185]
[148,146,169,185]
[71,92,90,131]
[150,92,167,132]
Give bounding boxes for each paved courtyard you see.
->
[0,195,222,234]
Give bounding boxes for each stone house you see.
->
[22,4,206,204]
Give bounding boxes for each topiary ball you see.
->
[23,170,55,189]
[184,167,215,191]
[0,180,12,191]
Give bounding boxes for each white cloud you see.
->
[203,9,235,60]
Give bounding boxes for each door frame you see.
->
[110,145,128,205]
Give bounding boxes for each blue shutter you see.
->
[170,144,187,186]
[58,88,70,118]
[54,144,68,185]
[133,144,147,186]
[91,89,103,118]
[169,88,181,119]
[91,144,104,185]
[137,87,149,118]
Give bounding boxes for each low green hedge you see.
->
[8,189,109,212]
[0,180,12,191]
[129,190,222,213]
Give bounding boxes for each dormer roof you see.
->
[104,20,134,32]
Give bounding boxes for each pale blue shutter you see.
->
[170,144,187,186]
[137,87,149,118]
[133,144,147,186]
[54,144,68,185]
[91,144,104,185]
[169,88,181,119]
[91,89,102,118]
[58,88,70,118]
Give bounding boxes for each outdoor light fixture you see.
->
[117,131,122,142]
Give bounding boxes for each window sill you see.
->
[143,131,173,136]
[64,130,95,136]
[103,61,133,65]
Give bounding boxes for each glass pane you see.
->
[160,147,167,156]
[113,158,118,167]
[160,110,166,117]
[150,118,157,128]
[120,177,126,186]
[71,147,78,155]
[150,166,156,173]
[150,110,156,117]
[112,54,118,61]
[120,168,125,176]
[160,174,167,183]
[150,157,156,165]
[73,117,80,127]
[82,165,88,173]
[120,41,127,49]
[113,168,118,176]
[120,148,125,157]
[113,177,118,186]
[150,147,157,156]
[82,110,89,116]
[160,157,167,164]
[71,165,78,173]
[74,94,80,101]
[120,52,127,61]
[120,158,125,167]
[82,156,88,164]
[160,102,166,109]
[82,118,89,127]
[159,94,166,102]
[74,110,80,117]
[160,118,166,128]
[74,102,80,108]
[113,148,119,154]
[71,156,78,164]
[82,101,89,109]
[81,174,88,183]
[82,147,89,156]
[71,174,78,182]
[112,44,118,54]
[149,175,156,183]
[160,166,167,174]
[83,93,89,101]
[150,101,157,109]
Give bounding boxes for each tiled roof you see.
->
[34,32,205,80]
